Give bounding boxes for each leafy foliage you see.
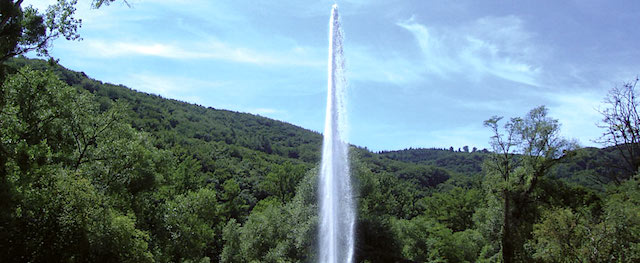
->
[1,57,639,263]
[380,147,490,176]
[0,0,81,65]
[529,174,640,262]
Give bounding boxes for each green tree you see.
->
[392,216,483,263]
[482,106,571,262]
[221,167,319,263]
[0,0,81,63]
[163,188,219,262]
[421,186,482,232]
[528,208,589,262]
[0,66,164,261]
[261,162,306,203]
[392,216,453,262]
[529,175,640,262]
[92,0,129,8]
[220,219,243,263]
[90,210,154,263]
[220,178,249,220]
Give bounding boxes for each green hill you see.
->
[7,57,324,163]
[2,57,636,263]
[379,145,628,190]
[379,148,490,176]
[1,57,457,261]
[551,146,628,188]
[6,56,454,187]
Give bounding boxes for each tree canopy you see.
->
[0,55,638,262]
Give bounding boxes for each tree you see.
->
[482,106,571,262]
[220,219,243,263]
[163,188,219,262]
[392,216,483,263]
[529,174,640,262]
[392,216,454,262]
[0,67,76,176]
[421,186,482,232]
[261,162,306,204]
[0,0,130,76]
[90,210,154,263]
[221,169,319,263]
[219,178,248,220]
[0,66,160,262]
[0,0,81,64]
[92,0,129,8]
[598,77,640,180]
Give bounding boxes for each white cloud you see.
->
[122,74,286,119]
[30,0,326,67]
[546,90,606,147]
[78,39,323,67]
[122,73,226,105]
[398,15,542,86]
[456,99,520,113]
[346,46,423,85]
[396,19,459,76]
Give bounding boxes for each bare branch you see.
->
[597,78,640,178]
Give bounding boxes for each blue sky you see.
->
[26,0,640,151]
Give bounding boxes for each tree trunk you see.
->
[502,190,513,263]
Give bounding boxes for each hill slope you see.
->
[11,56,626,192]
[3,57,636,262]
[7,57,324,164]
[380,148,490,176]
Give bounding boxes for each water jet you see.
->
[319,4,355,263]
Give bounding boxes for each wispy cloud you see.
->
[546,90,606,146]
[122,73,227,105]
[397,15,542,86]
[122,74,287,119]
[346,46,423,85]
[79,39,323,67]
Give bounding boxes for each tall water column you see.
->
[319,4,355,263]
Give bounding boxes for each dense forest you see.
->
[2,56,639,262]
[2,1,640,262]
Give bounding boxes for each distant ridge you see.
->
[379,148,490,176]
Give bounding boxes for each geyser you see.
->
[318,4,355,263]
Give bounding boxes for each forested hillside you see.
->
[381,146,629,190]
[6,58,325,163]
[2,57,639,262]
[0,58,455,262]
[2,0,640,262]
[380,148,490,175]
